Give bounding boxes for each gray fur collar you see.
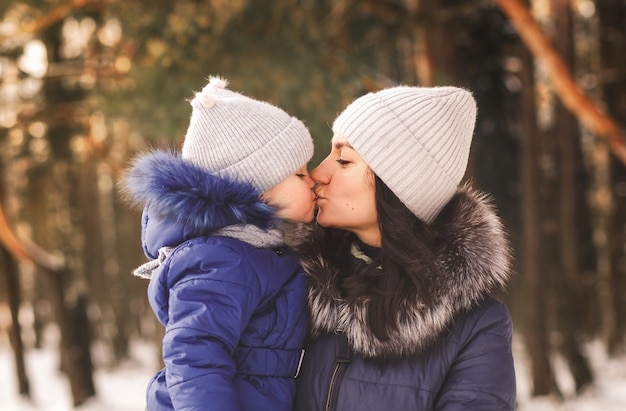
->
[292,185,512,360]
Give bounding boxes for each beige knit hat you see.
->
[333,86,476,223]
[181,76,314,192]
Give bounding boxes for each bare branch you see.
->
[0,198,64,272]
[496,0,626,165]
[23,0,104,34]
[0,0,104,45]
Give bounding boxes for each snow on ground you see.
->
[1,328,626,410]
[0,325,155,411]
[515,338,626,410]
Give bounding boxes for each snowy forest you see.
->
[1,0,626,408]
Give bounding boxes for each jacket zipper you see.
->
[325,361,348,411]
[325,333,352,411]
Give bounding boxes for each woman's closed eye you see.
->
[336,158,350,165]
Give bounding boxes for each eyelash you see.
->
[296,173,306,178]
[336,159,349,165]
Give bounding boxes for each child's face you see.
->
[263,166,316,223]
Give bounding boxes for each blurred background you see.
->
[1,0,625,408]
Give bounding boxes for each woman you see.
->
[293,85,516,410]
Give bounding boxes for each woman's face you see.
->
[311,134,381,247]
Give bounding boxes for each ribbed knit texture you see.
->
[333,86,476,223]
[182,76,314,192]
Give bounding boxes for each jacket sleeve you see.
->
[162,244,265,411]
[435,298,516,411]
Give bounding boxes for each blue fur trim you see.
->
[122,150,276,234]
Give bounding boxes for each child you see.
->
[121,76,315,411]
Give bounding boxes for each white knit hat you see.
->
[181,76,314,192]
[333,86,476,223]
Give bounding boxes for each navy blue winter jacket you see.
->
[291,186,516,410]
[122,151,308,411]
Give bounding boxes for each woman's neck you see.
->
[354,227,382,248]
[352,234,381,255]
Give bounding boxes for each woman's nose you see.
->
[311,157,331,184]
[305,174,315,188]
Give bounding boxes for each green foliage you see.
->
[97,0,423,163]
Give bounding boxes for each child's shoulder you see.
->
[170,235,294,270]
[163,235,300,289]
[171,235,256,260]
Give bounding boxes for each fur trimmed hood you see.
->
[120,150,278,256]
[293,185,512,360]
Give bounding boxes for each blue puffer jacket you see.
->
[291,186,516,410]
[122,151,308,411]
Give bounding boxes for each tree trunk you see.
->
[411,0,435,86]
[25,171,54,350]
[46,268,96,406]
[77,151,114,360]
[68,295,97,399]
[0,245,30,397]
[597,0,626,355]
[552,0,593,392]
[113,191,147,345]
[518,17,557,395]
[570,0,619,355]
[40,16,97,406]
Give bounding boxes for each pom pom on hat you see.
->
[206,76,228,89]
[182,76,314,192]
[192,76,229,109]
[333,85,477,223]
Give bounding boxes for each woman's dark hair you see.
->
[324,175,443,341]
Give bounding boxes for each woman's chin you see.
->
[315,211,331,228]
